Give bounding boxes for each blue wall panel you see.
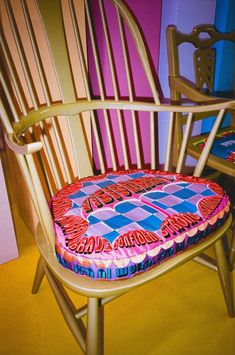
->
[202,0,235,132]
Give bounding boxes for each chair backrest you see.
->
[167,24,235,98]
[1,0,234,252]
[0,0,161,174]
[166,24,235,166]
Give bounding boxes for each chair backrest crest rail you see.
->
[9,100,235,137]
[168,24,235,48]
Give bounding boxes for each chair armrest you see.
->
[5,133,43,155]
[169,76,226,104]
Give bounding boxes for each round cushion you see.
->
[50,169,230,280]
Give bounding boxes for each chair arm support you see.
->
[169,76,226,104]
[5,133,43,155]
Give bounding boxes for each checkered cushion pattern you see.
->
[50,170,230,280]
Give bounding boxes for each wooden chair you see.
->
[166,24,235,267]
[0,1,234,354]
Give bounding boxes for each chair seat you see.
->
[194,130,235,164]
[186,129,235,177]
[50,170,230,280]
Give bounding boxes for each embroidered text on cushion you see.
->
[50,170,230,280]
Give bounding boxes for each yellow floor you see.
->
[0,207,235,355]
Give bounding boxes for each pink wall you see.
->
[88,0,162,170]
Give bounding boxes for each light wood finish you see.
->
[1,2,234,354]
[231,228,235,266]
[67,0,105,173]
[86,297,104,355]
[44,265,86,352]
[214,239,234,317]
[166,24,235,268]
[99,0,128,170]
[117,6,141,168]
[32,255,46,294]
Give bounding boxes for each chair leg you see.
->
[44,266,86,352]
[229,225,235,270]
[32,256,46,294]
[214,239,234,318]
[86,297,104,355]
[193,253,217,271]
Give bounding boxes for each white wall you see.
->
[158,0,217,165]
[0,157,18,264]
